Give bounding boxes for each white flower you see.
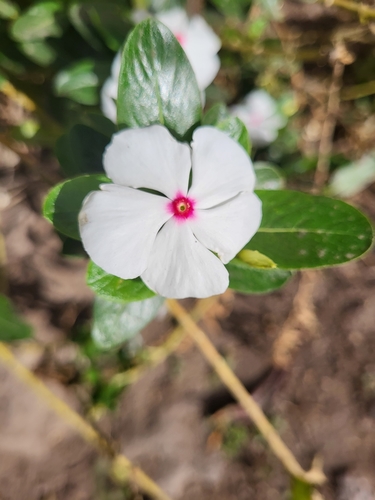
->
[101,8,221,122]
[156,8,221,91]
[230,90,286,146]
[79,125,262,299]
[101,52,122,123]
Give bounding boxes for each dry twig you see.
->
[166,299,326,486]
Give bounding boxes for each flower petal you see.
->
[79,185,171,279]
[188,126,256,208]
[103,125,191,199]
[187,16,221,56]
[156,8,189,37]
[184,16,221,89]
[241,90,277,118]
[141,219,229,298]
[185,50,220,90]
[189,192,262,264]
[101,77,117,122]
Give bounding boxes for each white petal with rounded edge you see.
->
[103,125,192,198]
[141,219,229,298]
[79,185,171,279]
[184,16,221,89]
[184,48,220,90]
[249,127,278,146]
[156,8,189,37]
[110,51,122,79]
[187,16,221,56]
[101,77,117,122]
[188,127,256,208]
[189,192,262,264]
[244,89,278,117]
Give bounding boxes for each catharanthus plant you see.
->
[231,89,286,146]
[101,7,221,122]
[79,125,262,299]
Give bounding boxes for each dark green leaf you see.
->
[55,124,110,177]
[43,174,110,240]
[117,18,202,138]
[249,190,374,269]
[227,259,293,294]
[86,2,132,52]
[0,294,32,341]
[87,261,155,303]
[10,2,63,42]
[54,60,99,105]
[203,103,250,153]
[92,295,164,350]
[254,162,285,190]
[68,3,105,51]
[81,113,117,137]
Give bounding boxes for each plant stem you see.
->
[0,342,172,500]
[166,299,326,486]
[313,58,344,193]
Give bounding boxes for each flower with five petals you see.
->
[79,125,262,299]
[230,89,286,146]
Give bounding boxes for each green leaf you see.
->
[55,124,110,177]
[217,117,250,153]
[81,113,117,137]
[53,60,99,105]
[248,190,374,269]
[0,0,19,19]
[68,3,105,51]
[227,259,292,294]
[329,154,375,198]
[0,294,32,341]
[19,40,56,66]
[43,174,110,240]
[92,295,164,350]
[117,18,202,138]
[203,103,230,125]
[10,2,63,42]
[254,161,285,190]
[203,103,250,153]
[87,261,155,303]
[211,0,251,18]
[86,1,132,52]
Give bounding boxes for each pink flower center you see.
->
[168,194,195,221]
[175,32,186,46]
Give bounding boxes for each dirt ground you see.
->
[1,139,375,500]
